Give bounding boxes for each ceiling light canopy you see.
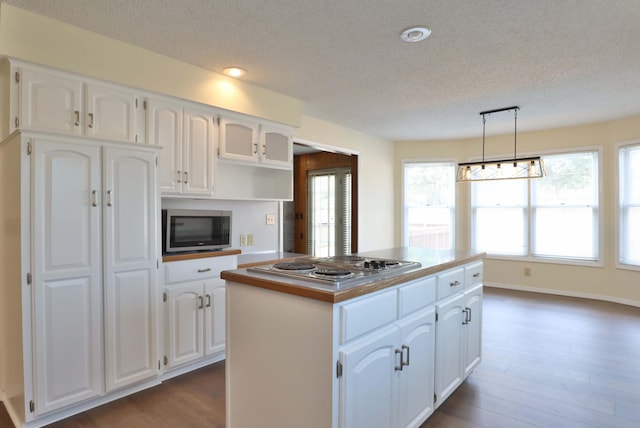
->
[400,26,431,42]
[456,106,545,182]
[223,67,247,78]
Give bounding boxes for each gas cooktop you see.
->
[248,255,421,287]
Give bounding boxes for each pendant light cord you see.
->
[482,114,486,162]
[514,108,518,160]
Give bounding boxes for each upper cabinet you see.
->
[148,97,215,198]
[259,125,293,167]
[219,117,259,163]
[219,115,293,169]
[13,63,144,144]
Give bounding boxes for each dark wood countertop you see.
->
[162,248,241,262]
[221,248,485,303]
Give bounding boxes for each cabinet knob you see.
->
[450,280,462,287]
[206,294,211,308]
[177,170,181,183]
[88,113,94,128]
[106,190,113,207]
[74,110,80,126]
[394,349,403,371]
[198,295,204,309]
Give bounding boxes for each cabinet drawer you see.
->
[436,267,465,301]
[165,256,237,284]
[398,276,436,318]
[340,289,397,344]
[464,262,483,288]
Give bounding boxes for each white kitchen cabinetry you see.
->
[163,256,235,372]
[218,116,258,163]
[103,147,159,392]
[14,63,143,143]
[434,262,483,407]
[339,307,436,428]
[149,98,215,198]
[219,116,292,169]
[216,115,293,200]
[0,131,159,423]
[32,140,103,414]
[258,124,292,167]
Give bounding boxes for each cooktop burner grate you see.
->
[313,268,354,278]
[272,262,316,271]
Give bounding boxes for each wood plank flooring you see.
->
[1,287,639,428]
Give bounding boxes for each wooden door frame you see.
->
[293,151,358,255]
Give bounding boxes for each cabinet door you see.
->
[182,107,214,196]
[340,326,400,428]
[204,279,226,356]
[148,99,183,194]
[219,117,258,163]
[463,284,483,377]
[398,308,436,428]
[86,83,136,143]
[166,284,204,368]
[103,147,158,391]
[19,68,83,135]
[434,293,464,407]
[259,125,292,167]
[32,140,102,415]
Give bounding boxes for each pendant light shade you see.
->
[456,106,544,182]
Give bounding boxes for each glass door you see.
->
[308,168,352,257]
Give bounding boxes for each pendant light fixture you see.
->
[456,106,544,182]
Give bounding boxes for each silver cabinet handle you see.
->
[198,295,204,309]
[88,113,94,128]
[467,307,472,323]
[450,280,462,287]
[74,110,80,126]
[401,344,410,367]
[394,349,403,371]
[197,268,212,273]
[473,272,481,278]
[253,143,258,154]
[176,170,181,183]
[91,190,98,207]
[462,308,471,324]
[106,190,113,207]
[184,171,188,184]
[206,294,211,308]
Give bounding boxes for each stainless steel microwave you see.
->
[162,209,232,253]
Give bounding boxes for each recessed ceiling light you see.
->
[223,67,247,78]
[400,26,431,42]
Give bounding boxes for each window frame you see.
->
[470,146,603,267]
[401,159,457,249]
[616,139,640,271]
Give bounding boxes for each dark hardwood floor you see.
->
[1,287,639,427]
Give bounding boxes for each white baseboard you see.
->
[485,281,640,308]
[160,353,225,382]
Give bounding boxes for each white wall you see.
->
[395,115,640,306]
[161,198,280,254]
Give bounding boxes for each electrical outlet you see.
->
[240,235,247,246]
[247,234,254,246]
[524,267,531,277]
[266,214,276,225]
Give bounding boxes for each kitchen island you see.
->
[221,248,484,428]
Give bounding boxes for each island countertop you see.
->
[221,248,485,303]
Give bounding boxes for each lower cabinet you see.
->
[339,284,436,428]
[434,282,483,406]
[165,279,226,368]
[162,255,235,372]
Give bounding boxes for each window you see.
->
[619,143,640,266]
[472,150,599,261]
[403,162,455,249]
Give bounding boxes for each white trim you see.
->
[484,281,640,308]
[160,354,224,382]
[615,139,640,269]
[292,137,359,157]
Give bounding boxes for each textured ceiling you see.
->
[4,0,640,141]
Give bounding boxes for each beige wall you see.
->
[294,115,395,252]
[395,115,640,306]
